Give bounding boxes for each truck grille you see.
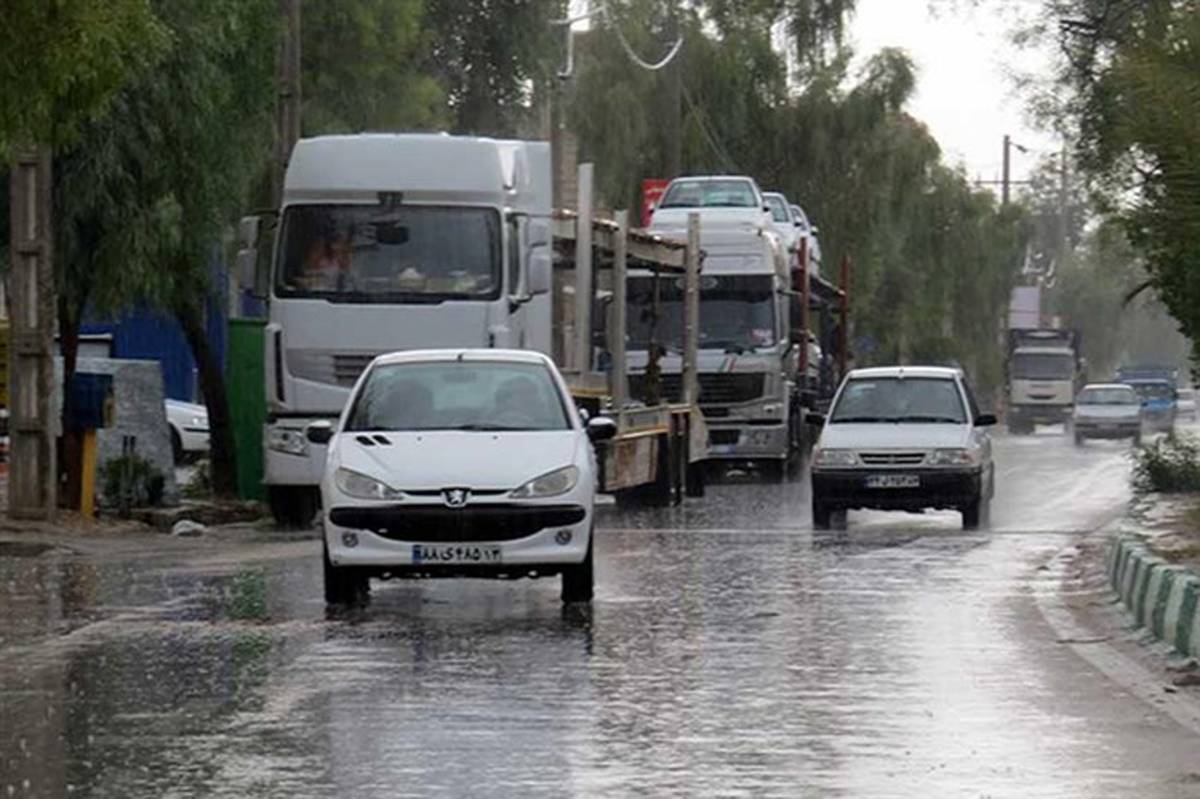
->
[859,452,926,466]
[629,373,765,405]
[332,354,376,387]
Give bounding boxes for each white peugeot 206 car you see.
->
[809,366,997,530]
[309,349,616,606]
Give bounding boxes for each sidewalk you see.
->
[1109,494,1200,660]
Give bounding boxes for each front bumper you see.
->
[324,500,593,575]
[1010,404,1072,425]
[1075,420,1140,439]
[706,421,788,460]
[179,427,210,453]
[811,468,983,511]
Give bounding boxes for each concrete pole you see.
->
[611,210,629,415]
[574,164,594,375]
[1001,134,1011,206]
[8,148,57,519]
[682,213,701,407]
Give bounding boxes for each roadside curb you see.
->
[1109,534,1200,658]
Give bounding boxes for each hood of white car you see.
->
[333,430,582,491]
[1074,403,1139,420]
[817,422,971,451]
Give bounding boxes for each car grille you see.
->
[328,504,587,542]
[629,373,765,405]
[710,429,740,446]
[858,452,927,466]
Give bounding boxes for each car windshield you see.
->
[1012,352,1075,380]
[276,204,500,302]
[659,180,758,209]
[765,196,790,223]
[1077,388,1138,405]
[831,376,967,423]
[627,273,776,352]
[1127,381,1174,402]
[345,361,569,432]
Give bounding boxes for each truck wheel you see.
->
[1073,431,1084,447]
[323,540,369,606]
[812,498,832,530]
[561,533,594,603]
[269,486,319,529]
[685,462,707,498]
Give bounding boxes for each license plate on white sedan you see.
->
[412,545,502,565]
[865,474,919,489]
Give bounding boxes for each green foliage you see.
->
[181,459,213,500]
[302,0,445,134]
[0,0,167,155]
[423,0,564,136]
[1133,434,1200,494]
[100,452,166,509]
[1045,0,1200,368]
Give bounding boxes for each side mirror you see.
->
[528,248,551,296]
[306,420,334,445]
[974,413,997,427]
[586,417,618,443]
[762,203,772,214]
[238,215,261,249]
[804,412,826,426]
[236,248,259,294]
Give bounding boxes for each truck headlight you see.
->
[510,465,579,499]
[927,448,979,467]
[813,448,857,467]
[335,468,403,501]
[267,427,308,456]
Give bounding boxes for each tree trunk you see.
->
[175,300,238,498]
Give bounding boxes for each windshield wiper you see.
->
[832,416,888,423]
[446,423,533,432]
[898,415,963,424]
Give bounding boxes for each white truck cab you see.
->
[251,134,554,526]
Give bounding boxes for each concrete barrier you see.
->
[1110,536,1200,659]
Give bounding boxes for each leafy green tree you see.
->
[302,0,445,134]
[424,0,564,136]
[54,0,278,496]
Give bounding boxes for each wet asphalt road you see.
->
[4,431,1200,797]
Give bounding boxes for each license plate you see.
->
[865,474,919,489]
[412,544,502,565]
[711,444,735,455]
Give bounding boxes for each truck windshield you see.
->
[831,377,966,424]
[345,361,569,432]
[1012,353,1074,380]
[658,180,758,209]
[627,274,776,352]
[275,204,500,302]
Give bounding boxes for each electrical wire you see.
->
[601,2,684,72]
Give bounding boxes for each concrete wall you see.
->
[57,357,179,506]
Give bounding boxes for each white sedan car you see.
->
[809,366,997,530]
[165,399,210,463]
[1072,383,1142,445]
[311,349,615,606]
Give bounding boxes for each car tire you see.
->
[1133,431,1142,447]
[561,532,594,603]
[170,428,184,465]
[685,462,707,498]
[269,486,319,529]
[323,540,368,606]
[812,498,832,530]
[962,496,983,530]
[1073,431,1084,447]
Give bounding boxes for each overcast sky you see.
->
[849,0,1060,190]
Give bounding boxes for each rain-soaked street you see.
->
[4,431,1200,798]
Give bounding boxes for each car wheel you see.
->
[962,496,983,530]
[269,486,319,529]
[170,428,184,465]
[561,531,594,603]
[812,498,832,530]
[1133,431,1142,447]
[685,462,707,498]
[1073,431,1084,447]
[323,540,368,606]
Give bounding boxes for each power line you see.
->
[601,2,684,72]
[682,86,739,173]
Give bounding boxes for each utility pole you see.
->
[664,9,682,178]
[274,0,301,206]
[8,148,57,519]
[1001,134,1011,206]
[1057,145,1069,264]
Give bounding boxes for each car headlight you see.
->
[813,448,857,467]
[334,468,403,501]
[191,415,209,430]
[927,448,980,467]
[267,427,308,456]
[510,465,580,499]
